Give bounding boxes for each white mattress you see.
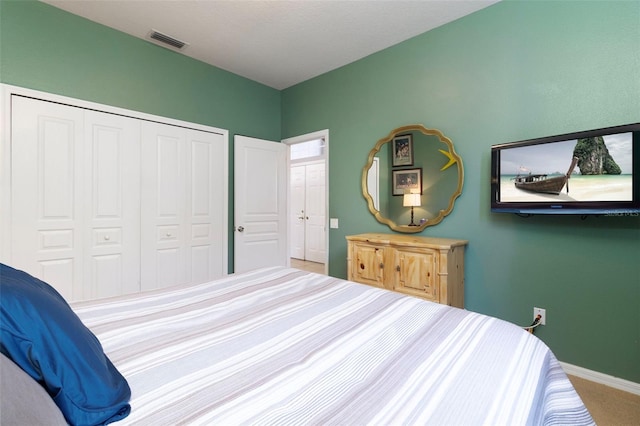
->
[72,267,593,425]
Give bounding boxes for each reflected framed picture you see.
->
[392,134,413,167]
[392,168,422,196]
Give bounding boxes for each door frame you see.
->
[0,84,229,273]
[282,129,329,274]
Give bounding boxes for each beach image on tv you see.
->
[499,132,633,202]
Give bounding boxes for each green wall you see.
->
[282,0,640,382]
[1,0,639,383]
[0,0,282,272]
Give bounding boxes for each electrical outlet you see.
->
[533,307,546,325]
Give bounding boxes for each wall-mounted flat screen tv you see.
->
[491,123,640,215]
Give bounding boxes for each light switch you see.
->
[330,218,339,228]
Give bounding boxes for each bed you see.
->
[1,264,593,425]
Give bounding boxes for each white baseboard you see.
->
[560,362,640,396]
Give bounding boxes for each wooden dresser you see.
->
[346,233,467,308]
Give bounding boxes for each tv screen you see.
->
[491,123,640,215]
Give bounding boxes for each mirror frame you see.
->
[361,124,464,233]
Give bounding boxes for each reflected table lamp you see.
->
[403,192,421,226]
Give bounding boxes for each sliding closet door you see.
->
[7,90,228,300]
[11,97,85,300]
[83,110,141,299]
[10,98,141,301]
[141,121,226,290]
[188,129,226,282]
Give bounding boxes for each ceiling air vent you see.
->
[149,30,188,50]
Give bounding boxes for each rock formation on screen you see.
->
[573,136,621,175]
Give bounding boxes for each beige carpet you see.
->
[290,259,325,274]
[569,375,640,425]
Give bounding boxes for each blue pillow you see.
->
[0,263,131,425]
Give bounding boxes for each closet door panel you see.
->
[187,130,226,282]
[41,123,75,219]
[141,122,187,289]
[191,245,212,283]
[191,140,212,217]
[157,136,183,218]
[91,254,122,297]
[11,97,84,300]
[142,123,226,290]
[84,111,141,299]
[157,248,181,287]
[39,259,76,299]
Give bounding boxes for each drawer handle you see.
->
[379,263,384,269]
[396,265,400,272]
[166,232,172,237]
[360,263,365,270]
[104,235,110,241]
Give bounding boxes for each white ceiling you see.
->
[41,0,499,90]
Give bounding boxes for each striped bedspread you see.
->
[72,267,593,425]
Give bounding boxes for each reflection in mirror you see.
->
[362,125,464,233]
[366,157,380,210]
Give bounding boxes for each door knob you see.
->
[237,226,244,232]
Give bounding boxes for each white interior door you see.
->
[290,165,306,259]
[304,162,326,263]
[234,135,287,273]
[290,162,326,263]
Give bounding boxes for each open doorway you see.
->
[283,130,328,275]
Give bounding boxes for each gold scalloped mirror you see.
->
[362,124,464,233]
